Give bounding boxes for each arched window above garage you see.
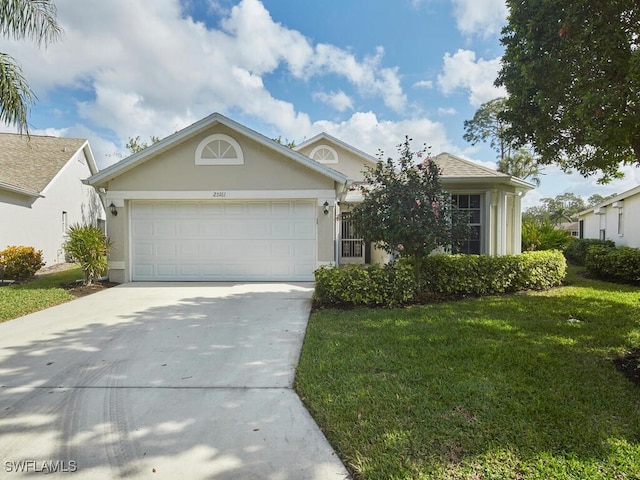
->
[309,145,338,164]
[195,134,244,165]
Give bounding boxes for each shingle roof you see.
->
[0,133,87,195]
[433,152,507,178]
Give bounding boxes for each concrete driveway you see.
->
[0,283,350,479]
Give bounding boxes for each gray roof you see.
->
[0,133,89,196]
[433,152,535,190]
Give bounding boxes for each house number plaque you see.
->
[212,191,227,198]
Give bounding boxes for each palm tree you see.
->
[497,148,544,187]
[0,0,62,134]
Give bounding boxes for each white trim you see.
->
[106,190,337,203]
[195,133,244,166]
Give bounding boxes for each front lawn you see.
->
[0,266,82,322]
[295,267,640,479]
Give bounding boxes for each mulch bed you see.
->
[62,280,119,298]
[613,348,640,387]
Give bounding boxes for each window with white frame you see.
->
[195,134,244,165]
[618,208,624,236]
[309,145,338,164]
[451,194,482,254]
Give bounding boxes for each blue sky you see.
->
[2,0,638,208]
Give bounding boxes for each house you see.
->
[87,113,534,283]
[578,185,640,246]
[0,134,105,266]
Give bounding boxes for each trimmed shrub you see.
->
[0,246,45,281]
[314,262,417,308]
[585,246,640,284]
[418,250,566,298]
[564,238,615,266]
[313,250,566,307]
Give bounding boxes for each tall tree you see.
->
[126,135,160,154]
[497,148,544,186]
[0,0,62,134]
[350,136,469,259]
[463,97,512,161]
[497,0,640,182]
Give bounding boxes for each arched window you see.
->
[195,134,244,165]
[309,145,338,164]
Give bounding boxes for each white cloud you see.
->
[413,80,433,89]
[437,49,506,106]
[313,91,354,112]
[451,0,508,37]
[437,107,457,115]
[1,0,407,148]
[310,111,455,161]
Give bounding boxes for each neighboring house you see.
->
[0,134,105,266]
[578,185,640,246]
[559,221,580,238]
[87,113,534,283]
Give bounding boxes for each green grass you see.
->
[0,266,82,322]
[295,267,640,479]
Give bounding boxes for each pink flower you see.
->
[431,201,439,208]
[415,199,421,206]
[397,244,404,251]
[417,151,423,158]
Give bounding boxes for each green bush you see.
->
[313,251,566,307]
[564,238,615,265]
[419,250,566,298]
[64,224,112,285]
[585,246,640,284]
[0,246,45,281]
[314,262,417,307]
[521,219,575,251]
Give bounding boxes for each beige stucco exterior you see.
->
[89,113,534,282]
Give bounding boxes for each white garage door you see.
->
[131,200,316,281]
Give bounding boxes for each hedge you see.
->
[563,238,615,266]
[313,250,566,307]
[585,246,640,284]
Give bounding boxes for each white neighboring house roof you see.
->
[0,133,98,198]
[88,112,349,187]
[578,184,640,217]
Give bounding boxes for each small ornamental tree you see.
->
[351,136,470,260]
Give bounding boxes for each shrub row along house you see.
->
[87,113,534,283]
[0,134,105,266]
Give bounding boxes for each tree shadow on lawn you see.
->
[299,285,640,477]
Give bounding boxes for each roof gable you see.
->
[0,134,93,197]
[89,113,348,187]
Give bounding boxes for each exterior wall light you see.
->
[323,201,330,215]
[109,202,118,216]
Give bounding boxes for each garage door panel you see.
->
[131,201,316,281]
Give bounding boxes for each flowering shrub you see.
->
[0,246,45,281]
[313,250,566,307]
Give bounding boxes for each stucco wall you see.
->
[296,139,374,182]
[0,150,105,267]
[581,194,640,247]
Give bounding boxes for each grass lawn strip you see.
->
[0,267,83,322]
[295,267,640,479]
